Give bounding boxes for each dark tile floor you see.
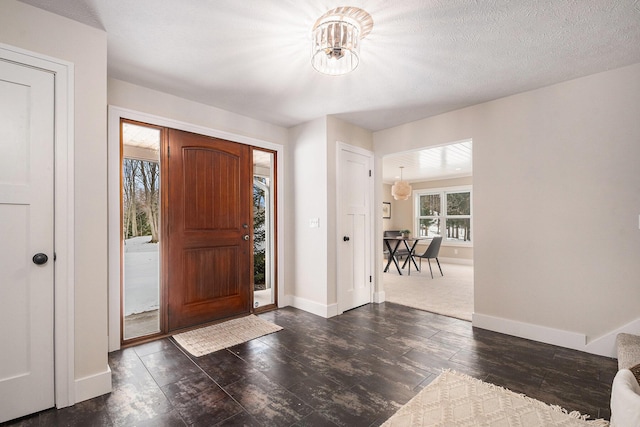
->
[4,303,617,426]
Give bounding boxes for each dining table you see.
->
[383,236,430,275]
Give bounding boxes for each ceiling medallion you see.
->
[311,6,373,76]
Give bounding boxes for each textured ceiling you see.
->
[17,0,640,133]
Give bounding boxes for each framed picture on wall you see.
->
[382,202,391,219]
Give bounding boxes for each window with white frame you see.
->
[415,186,472,244]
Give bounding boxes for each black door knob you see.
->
[32,253,48,265]
[343,236,350,241]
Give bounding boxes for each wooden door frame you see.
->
[107,106,285,351]
[0,44,75,408]
[119,118,165,345]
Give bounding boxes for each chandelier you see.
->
[311,6,373,76]
[391,167,412,201]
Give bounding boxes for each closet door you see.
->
[0,58,55,423]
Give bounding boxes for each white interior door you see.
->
[0,59,55,423]
[337,145,373,313]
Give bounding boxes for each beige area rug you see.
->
[384,262,473,321]
[382,370,609,427]
[173,315,282,357]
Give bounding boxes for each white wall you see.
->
[285,116,373,315]
[374,63,640,356]
[287,118,329,314]
[0,0,110,399]
[109,79,288,144]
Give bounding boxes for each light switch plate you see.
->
[309,218,320,228]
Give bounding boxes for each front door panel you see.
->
[166,129,252,331]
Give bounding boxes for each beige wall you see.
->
[374,63,640,352]
[0,0,109,387]
[383,177,474,261]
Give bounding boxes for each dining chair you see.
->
[415,236,443,278]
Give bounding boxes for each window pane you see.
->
[122,157,161,340]
[419,218,440,237]
[446,218,471,242]
[420,194,440,216]
[447,192,470,215]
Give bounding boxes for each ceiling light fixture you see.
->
[311,6,373,76]
[391,166,412,201]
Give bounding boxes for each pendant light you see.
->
[391,166,412,201]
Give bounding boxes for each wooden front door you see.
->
[166,129,252,331]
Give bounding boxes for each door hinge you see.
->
[369,170,372,177]
[167,145,170,158]
[369,275,372,283]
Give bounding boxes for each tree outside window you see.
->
[123,158,160,243]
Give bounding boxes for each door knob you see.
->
[343,236,350,241]
[32,253,48,265]
[243,234,250,241]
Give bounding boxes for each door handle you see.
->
[32,253,49,265]
[343,236,350,241]
[243,234,250,241]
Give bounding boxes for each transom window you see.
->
[415,186,472,245]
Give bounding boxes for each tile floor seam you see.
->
[167,338,258,425]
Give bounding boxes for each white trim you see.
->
[289,295,339,318]
[473,312,640,358]
[584,317,640,358]
[336,142,375,314]
[74,366,112,404]
[0,44,76,408]
[438,257,473,265]
[472,313,587,352]
[108,106,286,351]
[373,290,386,303]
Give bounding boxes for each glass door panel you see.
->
[253,149,275,310]
[122,121,161,340]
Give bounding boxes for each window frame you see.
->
[414,185,472,247]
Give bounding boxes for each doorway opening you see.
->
[118,118,279,344]
[381,140,474,321]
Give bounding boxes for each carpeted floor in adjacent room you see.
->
[383,261,473,321]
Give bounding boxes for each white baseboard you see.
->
[439,257,473,265]
[278,294,292,308]
[585,318,640,358]
[472,313,587,352]
[74,365,112,404]
[473,313,640,358]
[289,295,338,318]
[373,290,385,303]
